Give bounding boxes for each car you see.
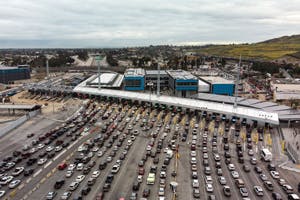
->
[254,185,264,196]
[92,170,100,178]
[204,167,211,175]
[61,191,72,199]
[75,175,85,183]
[46,146,54,152]
[158,187,165,196]
[250,157,257,165]
[217,168,223,176]
[287,194,300,200]
[129,192,137,200]
[206,184,213,192]
[278,178,287,186]
[272,192,283,200]
[12,167,24,176]
[191,171,198,179]
[8,179,21,189]
[65,170,73,178]
[143,188,150,197]
[268,163,276,171]
[231,171,239,179]
[219,176,227,185]
[54,180,65,189]
[264,181,274,191]
[0,176,13,185]
[137,175,143,183]
[103,183,111,192]
[69,182,79,191]
[190,157,197,164]
[0,191,5,198]
[255,166,263,173]
[76,163,84,170]
[111,164,120,174]
[240,187,249,197]
[97,151,104,157]
[37,143,45,149]
[192,179,199,188]
[38,158,47,165]
[190,151,196,157]
[282,184,294,194]
[58,162,68,170]
[228,164,235,171]
[270,171,280,179]
[247,149,253,156]
[260,174,268,181]
[81,187,91,195]
[243,165,250,172]
[46,191,57,200]
[55,146,62,152]
[193,189,201,198]
[223,186,231,197]
[24,169,34,176]
[68,164,76,171]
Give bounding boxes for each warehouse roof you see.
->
[145,70,168,75]
[166,70,197,80]
[0,104,40,110]
[124,68,145,77]
[200,76,234,84]
[73,86,279,125]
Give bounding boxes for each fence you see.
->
[0,109,41,138]
[286,142,300,164]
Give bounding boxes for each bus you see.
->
[261,148,272,161]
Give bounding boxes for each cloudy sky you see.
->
[0,0,300,48]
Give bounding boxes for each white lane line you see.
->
[44,161,52,169]
[53,149,67,161]
[18,183,25,190]
[26,177,32,183]
[33,168,42,177]
[67,139,79,150]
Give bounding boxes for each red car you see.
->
[138,167,145,175]
[58,162,67,170]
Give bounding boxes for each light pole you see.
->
[95,55,103,90]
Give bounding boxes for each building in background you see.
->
[272,83,300,108]
[200,76,235,96]
[145,70,169,91]
[198,79,210,93]
[124,68,145,91]
[0,66,30,84]
[166,69,198,97]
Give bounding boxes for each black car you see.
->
[54,180,65,189]
[132,181,140,191]
[24,169,34,176]
[81,187,91,195]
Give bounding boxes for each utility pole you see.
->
[234,55,241,108]
[95,55,102,90]
[46,59,49,79]
[157,63,160,96]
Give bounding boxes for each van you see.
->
[235,179,245,188]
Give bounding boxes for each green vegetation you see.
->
[194,35,300,60]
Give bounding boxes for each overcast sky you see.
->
[0,0,299,48]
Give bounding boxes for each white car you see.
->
[75,175,85,182]
[76,163,84,171]
[68,164,76,171]
[190,157,197,164]
[111,165,120,174]
[61,191,71,200]
[29,148,37,154]
[158,187,165,196]
[254,185,264,196]
[205,176,213,184]
[219,176,227,185]
[37,143,45,149]
[12,167,24,176]
[65,170,73,178]
[46,146,54,152]
[137,175,143,183]
[248,149,254,156]
[190,151,196,157]
[0,176,13,185]
[92,171,100,178]
[92,147,99,152]
[55,146,62,152]
[206,184,214,192]
[0,191,5,197]
[192,179,199,188]
[228,164,235,171]
[8,179,21,189]
[127,140,133,146]
[97,151,104,157]
[38,158,47,165]
[270,171,280,179]
[231,171,239,179]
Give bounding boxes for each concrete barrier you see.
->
[0,109,41,138]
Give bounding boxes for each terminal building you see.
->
[199,76,235,96]
[124,68,145,91]
[145,70,169,90]
[166,70,198,97]
[0,65,30,84]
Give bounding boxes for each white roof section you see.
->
[145,70,168,75]
[200,76,234,84]
[166,70,197,80]
[273,83,300,92]
[91,73,116,84]
[125,68,145,77]
[73,86,279,125]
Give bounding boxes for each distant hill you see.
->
[194,34,300,61]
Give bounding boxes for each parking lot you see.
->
[0,98,300,200]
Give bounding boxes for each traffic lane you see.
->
[20,133,95,200]
[277,167,300,191]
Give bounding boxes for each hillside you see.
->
[194,34,300,61]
